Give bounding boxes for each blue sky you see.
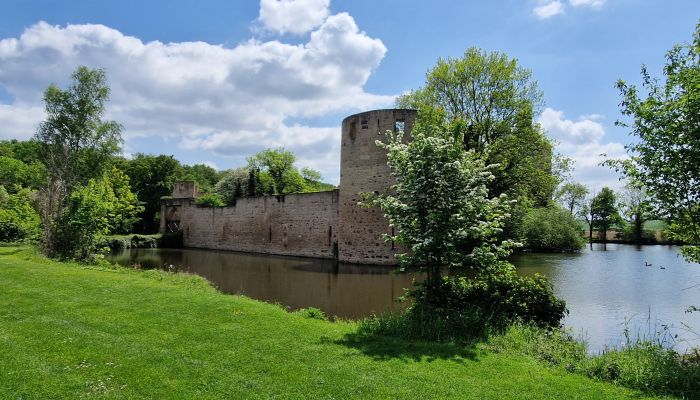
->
[0,0,698,188]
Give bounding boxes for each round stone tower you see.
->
[338,109,417,264]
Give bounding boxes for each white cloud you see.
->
[533,1,564,19]
[539,107,626,189]
[570,0,606,8]
[0,5,392,182]
[0,104,44,139]
[539,107,605,144]
[258,0,330,35]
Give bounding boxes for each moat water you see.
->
[108,244,700,353]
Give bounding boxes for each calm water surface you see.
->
[109,244,700,353]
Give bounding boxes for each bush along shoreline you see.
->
[96,231,183,251]
[359,294,700,399]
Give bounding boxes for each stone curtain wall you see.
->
[178,190,339,259]
[162,109,418,265]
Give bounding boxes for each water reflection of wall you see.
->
[171,249,416,319]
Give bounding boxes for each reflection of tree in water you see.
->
[108,248,418,319]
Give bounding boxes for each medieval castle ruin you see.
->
[161,109,416,265]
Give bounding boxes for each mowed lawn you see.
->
[0,246,673,399]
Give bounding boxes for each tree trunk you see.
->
[634,214,643,244]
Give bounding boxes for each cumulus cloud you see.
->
[258,0,330,35]
[0,5,392,182]
[0,104,44,139]
[533,1,564,19]
[539,107,626,189]
[538,107,605,144]
[570,0,606,8]
[533,0,605,20]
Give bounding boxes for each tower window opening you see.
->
[395,119,405,132]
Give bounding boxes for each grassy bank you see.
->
[0,246,673,399]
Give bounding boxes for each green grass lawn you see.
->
[0,246,674,399]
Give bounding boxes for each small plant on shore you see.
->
[490,324,700,398]
[295,307,328,321]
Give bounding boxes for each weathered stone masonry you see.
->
[162,109,416,265]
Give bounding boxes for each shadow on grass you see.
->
[335,331,480,364]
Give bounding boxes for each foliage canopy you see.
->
[363,123,513,281]
[610,22,700,260]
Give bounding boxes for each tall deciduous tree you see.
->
[610,22,700,261]
[397,47,557,209]
[362,123,513,282]
[619,184,654,245]
[34,66,122,256]
[247,148,300,194]
[556,182,589,216]
[124,154,183,233]
[179,163,220,193]
[581,191,596,244]
[591,187,621,244]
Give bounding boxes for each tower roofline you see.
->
[341,108,417,125]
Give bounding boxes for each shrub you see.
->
[195,193,225,207]
[0,187,41,242]
[97,234,161,250]
[581,342,700,397]
[49,178,114,260]
[520,206,585,252]
[619,223,659,244]
[360,263,567,342]
[0,220,24,242]
[489,325,700,399]
[295,307,328,321]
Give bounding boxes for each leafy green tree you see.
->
[362,123,513,282]
[0,156,46,191]
[361,123,565,337]
[0,186,41,241]
[36,66,121,193]
[246,148,330,195]
[397,47,557,212]
[610,22,700,261]
[50,170,141,258]
[619,184,654,245]
[581,191,596,244]
[301,167,335,192]
[34,66,122,257]
[556,182,589,216]
[398,47,543,150]
[591,187,621,244]
[214,167,250,205]
[0,139,45,166]
[195,193,225,207]
[124,154,183,233]
[106,167,144,234]
[520,205,585,252]
[247,148,297,194]
[179,163,220,193]
[51,176,116,259]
